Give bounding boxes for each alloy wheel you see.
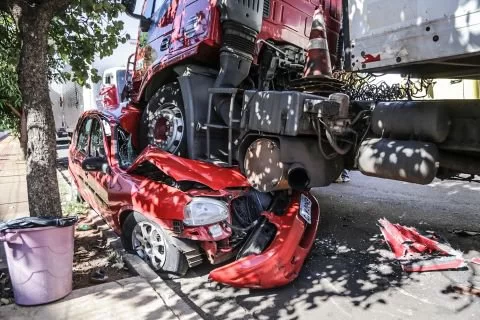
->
[149,104,184,153]
[132,221,167,270]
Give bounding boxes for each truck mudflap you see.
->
[209,193,320,288]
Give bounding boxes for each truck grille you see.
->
[263,0,270,17]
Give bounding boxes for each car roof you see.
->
[82,109,118,123]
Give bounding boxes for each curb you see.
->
[118,247,203,320]
[56,166,203,320]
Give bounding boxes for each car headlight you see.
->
[183,197,229,226]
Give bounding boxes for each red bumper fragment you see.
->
[378,218,466,272]
[209,193,320,288]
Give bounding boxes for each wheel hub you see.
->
[153,117,170,141]
[132,221,166,270]
[149,104,184,153]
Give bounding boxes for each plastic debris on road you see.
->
[378,218,466,272]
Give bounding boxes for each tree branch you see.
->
[5,102,22,118]
[42,0,73,15]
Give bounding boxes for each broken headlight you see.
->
[183,198,229,226]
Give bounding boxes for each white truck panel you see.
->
[346,0,480,78]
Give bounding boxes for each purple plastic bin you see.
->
[1,225,74,305]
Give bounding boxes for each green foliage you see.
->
[0,0,129,133]
[50,0,130,85]
[62,200,90,216]
[0,12,21,133]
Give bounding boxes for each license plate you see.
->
[299,194,312,224]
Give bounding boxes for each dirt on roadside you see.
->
[73,215,132,289]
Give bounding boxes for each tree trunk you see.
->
[17,4,62,217]
[20,108,27,158]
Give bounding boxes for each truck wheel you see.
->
[122,212,188,276]
[138,82,187,155]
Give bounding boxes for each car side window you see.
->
[76,118,93,154]
[117,126,137,169]
[89,119,106,158]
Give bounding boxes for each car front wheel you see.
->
[122,212,188,276]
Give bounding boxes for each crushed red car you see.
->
[68,108,319,288]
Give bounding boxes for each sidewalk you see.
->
[0,277,175,320]
[0,136,28,271]
[0,132,9,141]
[0,137,194,319]
[0,136,28,222]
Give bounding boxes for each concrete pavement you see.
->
[0,136,28,272]
[0,136,28,222]
[0,277,176,320]
[0,132,9,141]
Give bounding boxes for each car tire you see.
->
[138,82,187,156]
[122,212,188,276]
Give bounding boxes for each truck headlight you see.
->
[183,198,229,226]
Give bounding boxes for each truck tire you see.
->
[138,82,187,156]
[122,212,188,276]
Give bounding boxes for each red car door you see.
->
[69,116,95,205]
[85,118,116,225]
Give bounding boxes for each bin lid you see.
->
[0,216,78,232]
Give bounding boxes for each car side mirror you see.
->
[121,0,151,32]
[82,157,109,174]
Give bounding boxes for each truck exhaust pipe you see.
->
[287,164,310,191]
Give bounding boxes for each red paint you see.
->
[70,108,320,288]
[127,145,250,191]
[181,223,232,241]
[130,0,343,102]
[118,104,142,148]
[378,218,466,272]
[99,84,119,108]
[69,110,245,234]
[362,54,381,64]
[209,192,320,288]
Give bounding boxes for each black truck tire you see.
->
[138,82,187,156]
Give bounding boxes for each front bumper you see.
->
[209,192,320,288]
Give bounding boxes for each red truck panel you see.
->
[132,0,343,102]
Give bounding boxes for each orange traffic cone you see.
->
[304,5,332,78]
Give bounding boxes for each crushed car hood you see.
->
[127,146,250,190]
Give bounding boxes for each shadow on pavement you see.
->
[163,175,480,319]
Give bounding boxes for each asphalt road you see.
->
[166,172,480,320]
[57,141,480,319]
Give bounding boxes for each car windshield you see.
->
[117,126,137,169]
